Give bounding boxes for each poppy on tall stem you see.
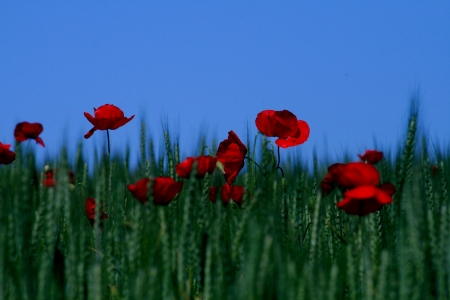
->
[84,104,134,153]
[358,150,383,165]
[255,109,309,177]
[14,122,45,147]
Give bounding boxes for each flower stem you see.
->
[106,129,111,154]
[276,146,284,178]
[244,156,260,169]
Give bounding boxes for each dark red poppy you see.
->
[127,177,184,205]
[0,142,16,165]
[275,120,310,148]
[14,122,45,147]
[331,162,380,190]
[337,183,395,216]
[255,110,298,139]
[209,186,218,203]
[358,150,384,165]
[221,183,244,206]
[431,165,439,177]
[176,155,217,178]
[84,104,134,139]
[209,184,244,206]
[320,163,343,196]
[216,131,247,185]
[43,168,75,187]
[43,170,55,187]
[85,197,109,223]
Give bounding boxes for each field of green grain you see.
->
[0,104,449,300]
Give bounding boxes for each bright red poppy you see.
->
[14,122,45,147]
[216,130,247,185]
[337,183,396,216]
[358,150,384,165]
[209,184,244,206]
[255,109,309,148]
[85,197,109,222]
[275,120,310,148]
[255,110,298,139]
[175,155,217,178]
[0,142,15,165]
[127,177,184,205]
[331,162,380,190]
[84,104,134,139]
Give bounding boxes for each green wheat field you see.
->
[1,102,449,300]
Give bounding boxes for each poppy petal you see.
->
[110,115,135,130]
[84,127,97,139]
[84,112,97,127]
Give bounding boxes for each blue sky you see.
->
[1,2,449,168]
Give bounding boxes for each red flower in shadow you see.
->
[43,168,75,188]
[358,150,383,165]
[320,163,343,196]
[85,197,109,227]
[431,165,439,177]
[337,183,396,216]
[176,155,217,178]
[209,184,244,206]
[127,177,183,205]
[84,104,134,139]
[14,122,45,147]
[216,131,247,184]
[221,183,244,206]
[256,110,310,148]
[0,142,16,165]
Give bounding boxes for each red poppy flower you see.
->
[0,142,16,165]
[331,162,380,190]
[85,197,109,221]
[14,122,45,147]
[255,110,310,148]
[320,163,343,196]
[221,183,244,206]
[127,177,184,205]
[209,184,244,206]
[43,168,75,187]
[255,110,298,139]
[358,150,384,165]
[84,104,134,139]
[337,183,396,216]
[216,131,247,185]
[275,120,310,148]
[176,155,217,178]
